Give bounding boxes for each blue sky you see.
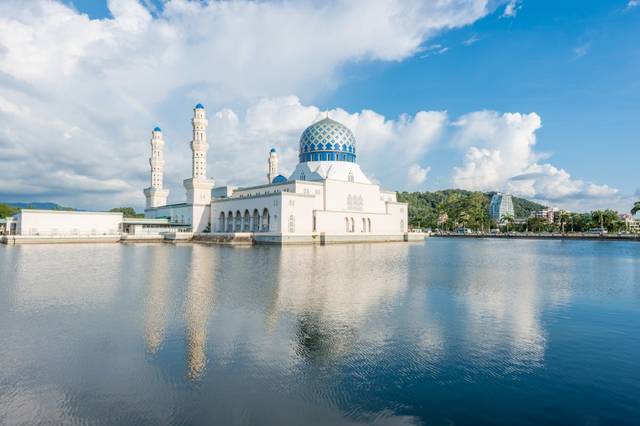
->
[0,0,638,211]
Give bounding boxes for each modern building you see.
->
[530,208,556,224]
[489,193,515,222]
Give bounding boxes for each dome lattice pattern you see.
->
[299,118,357,163]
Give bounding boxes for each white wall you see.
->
[211,193,283,233]
[16,210,123,236]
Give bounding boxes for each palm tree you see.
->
[632,201,640,216]
[502,213,515,233]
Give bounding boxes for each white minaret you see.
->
[183,103,214,205]
[143,126,169,209]
[267,148,278,183]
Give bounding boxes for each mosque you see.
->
[2,104,411,245]
[144,104,409,244]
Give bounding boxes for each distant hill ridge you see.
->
[397,189,547,229]
[2,202,74,210]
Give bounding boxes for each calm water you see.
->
[0,239,639,425]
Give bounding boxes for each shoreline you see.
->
[433,233,640,242]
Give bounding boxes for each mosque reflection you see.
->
[142,241,553,381]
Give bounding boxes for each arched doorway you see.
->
[227,211,234,232]
[234,210,241,232]
[218,212,225,232]
[252,209,260,232]
[262,208,270,232]
[243,210,250,231]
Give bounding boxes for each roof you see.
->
[271,174,287,184]
[195,103,205,109]
[153,126,161,132]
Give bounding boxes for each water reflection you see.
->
[1,240,639,425]
[184,244,216,380]
[144,245,171,354]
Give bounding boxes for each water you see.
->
[0,239,639,425]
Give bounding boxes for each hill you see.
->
[0,201,75,218]
[396,190,546,229]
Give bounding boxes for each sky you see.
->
[0,0,638,212]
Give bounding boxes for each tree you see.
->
[0,203,18,218]
[109,207,144,218]
[632,201,640,216]
[501,213,515,232]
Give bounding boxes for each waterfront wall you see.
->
[434,233,640,242]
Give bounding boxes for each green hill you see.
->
[397,189,546,229]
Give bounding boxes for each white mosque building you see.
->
[145,104,409,244]
[3,104,411,245]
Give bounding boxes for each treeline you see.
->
[396,189,636,233]
[397,189,546,231]
[0,203,18,218]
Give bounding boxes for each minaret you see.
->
[143,126,169,209]
[267,148,278,183]
[183,103,214,205]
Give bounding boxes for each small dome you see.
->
[270,148,277,153]
[299,117,357,164]
[272,174,287,184]
[195,103,205,109]
[153,126,162,132]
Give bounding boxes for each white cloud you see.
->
[204,96,445,192]
[451,111,620,210]
[502,0,520,17]
[0,0,500,209]
[407,164,431,187]
[463,35,480,46]
[627,1,639,9]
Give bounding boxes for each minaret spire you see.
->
[143,126,169,209]
[267,148,278,183]
[183,103,214,205]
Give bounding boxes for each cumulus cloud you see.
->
[205,96,445,192]
[0,0,500,209]
[451,111,620,210]
[407,164,431,187]
[627,1,639,9]
[502,0,520,17]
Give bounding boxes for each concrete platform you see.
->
[2,235,122,245]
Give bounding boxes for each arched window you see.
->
[317,143,323,150]
[252,209,260,232]
[300,172,306,181]
[235,211,241,231]
[262,208,270,232]
[243,210,250,231]
[288,215,295,233]
[348,171,354,183]
[367,218,371,233]
[345,217,350,232]
[362,218,366,232]
[350,217,355,233]
[227,211,234,232]
[218,212,225,232]
[400,220,405,233]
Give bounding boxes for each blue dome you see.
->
[299,117,357,163]
[272,174,287,184]
[153,126,162,132]
[270,148,277,153]
[195,103,204,109]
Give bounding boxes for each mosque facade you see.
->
[145,104,408,244]
[2,104,410,245]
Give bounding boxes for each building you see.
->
[489,193,515,222]
[208,116,408,244]
[620,214,640,233]
[530,208,556,224]
[3,104,412,245]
